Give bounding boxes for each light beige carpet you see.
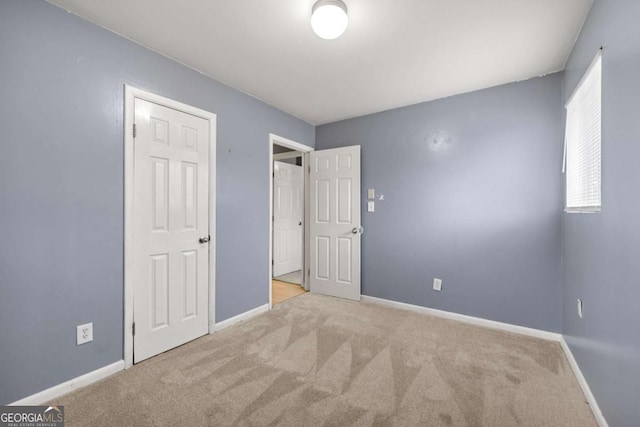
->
[52,294,596,426]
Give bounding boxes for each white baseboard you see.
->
[361,295,606,426]
[215,303,269,332]
[560,338,608,427]
[361,295,562,342]
[9,303,270,405]
[10,360,124,406]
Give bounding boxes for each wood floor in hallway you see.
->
[272,279,306,305]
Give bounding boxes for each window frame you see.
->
[563,50,602,213]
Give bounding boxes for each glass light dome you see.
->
[311,0,348,40]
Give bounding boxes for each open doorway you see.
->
[268,135,362,307]
[268,134,313,307]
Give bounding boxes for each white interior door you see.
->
[310,146,361,301]
[273,161,303,277]
[133,98,210,363]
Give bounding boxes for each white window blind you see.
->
[564,52,602,212]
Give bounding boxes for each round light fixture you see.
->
[311,0,348,40]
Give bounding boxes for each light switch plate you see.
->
[433,278,442,291]
[367,189,375,200]
[367,201,375,212]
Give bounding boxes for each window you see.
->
[564,51,602,212]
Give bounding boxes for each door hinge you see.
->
[308,166,311,173]
[308,268,310,276]
[132,322,136,336]
[272,259,274,265]
[133,124,137,138]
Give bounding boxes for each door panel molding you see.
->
[124,85,216,368]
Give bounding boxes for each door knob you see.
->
[299,221,302,226]
[352,227,364,235]
[199,235,210,244]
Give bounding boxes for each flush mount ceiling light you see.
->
[311,0,349,40]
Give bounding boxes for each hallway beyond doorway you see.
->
[274,270,302,285]
[272,280,305,305]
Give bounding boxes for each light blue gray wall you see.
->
[562,0,640,425]
[316,75,564,333]
[0,0,313,405]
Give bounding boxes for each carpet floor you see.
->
[52,294,595,426]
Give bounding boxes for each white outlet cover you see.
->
[367,189,375,200]
[76,322,93,345]
[433,278,442,291]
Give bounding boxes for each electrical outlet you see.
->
[577,299,583,318]
[433,278,442,292]
[76,322,93,345]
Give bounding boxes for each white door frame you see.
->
[124,85,217,368]
[269,134,313,308]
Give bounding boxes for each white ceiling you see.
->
[48,0,592,125]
